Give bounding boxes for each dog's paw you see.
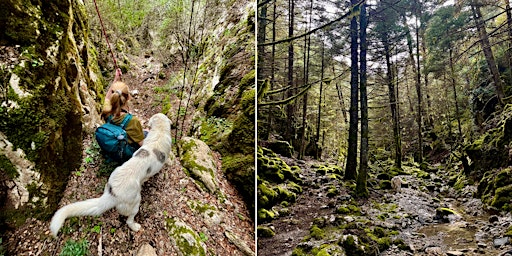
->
[128,222,141,232]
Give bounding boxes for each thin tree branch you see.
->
[258,0,365,47]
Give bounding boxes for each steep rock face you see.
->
[199,2,256,217]
[0,0,103,227]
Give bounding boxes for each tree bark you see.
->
[449,48,463,140]
[384,34,402,169]
[471,2,504,104]
[345,0,359,181]
[316,41,325,160]
[285,0,295,143]
[257,0,267,81]
[356,2,369,197]
[299,0,313,160]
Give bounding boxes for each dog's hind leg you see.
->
[126,196,142,232]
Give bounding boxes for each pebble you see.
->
[446,250,464,256]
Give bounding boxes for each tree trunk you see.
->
[345,0,359,180]
[315,41,325,160]
[449,48,463,140]
[471,2,504,104]
[356,2,369,198]
[384,35,402,169]
[285,0,295,143]
[334,66,348,123]
[299,0,313,160]
[415,15,424,164]
[403,13,423,163]
[257,0,267,81]
[504,0,512,86]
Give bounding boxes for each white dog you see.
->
[50,113,172,237]
[391,176,402,193]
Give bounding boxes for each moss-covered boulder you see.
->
[478,167,512,211]
[179,137,218,193]
[267,140,294,157]
[0,0,104,228]
[257,226,275,238]
[257,147,301,183]
[166,217,207,256]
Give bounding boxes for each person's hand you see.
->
[114,68,122,82]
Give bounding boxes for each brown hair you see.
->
[102,81,130,118]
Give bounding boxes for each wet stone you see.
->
[488,215,499,223]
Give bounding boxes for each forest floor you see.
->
[258,155,512,256]
[3,55,255,255]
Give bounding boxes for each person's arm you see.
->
[105,68,123,100]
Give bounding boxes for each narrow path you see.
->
[258,157,349,256]
[5,55,255,255]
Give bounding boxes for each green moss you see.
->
[187,200,217,214]
[238,70,255,96]
[258,180,277,207]
[166,218,206,256]
[0,154,18,179]
[292,247,307,256]
[258,208,276,222]
[257,226,275,238]
[327,186,338,198]
[336,206,350,214]
[275,185,297,203]
[491,184,512,210]
[310,225,325,240]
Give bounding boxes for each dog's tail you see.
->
[50,193,115,237]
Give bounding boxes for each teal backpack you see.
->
[95,114,137,163]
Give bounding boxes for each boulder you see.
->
[179,137,218,193]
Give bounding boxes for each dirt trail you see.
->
[4,55,255,255]
[257,157,349,256]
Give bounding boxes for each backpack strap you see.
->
[119,113,132,129]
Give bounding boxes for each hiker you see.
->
[97,69,145,162]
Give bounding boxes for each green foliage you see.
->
[0,154,18,179]
[60,239,90,256]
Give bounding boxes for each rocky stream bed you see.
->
[257,155,512,256]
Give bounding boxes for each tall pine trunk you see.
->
[356,2,369,197]
[285,0,295,143]
[316,41,325,160]
[384,35,402,168]
[257,0,267,81]
[345,0,359,180]
[299,0,313,160]
[471,2,504,104]
[449,48,463,140]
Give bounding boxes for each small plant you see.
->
[110,228,116,234]
[60,239,89,256]
[199,232,208,242]
[91,224,101,234]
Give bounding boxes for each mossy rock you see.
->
[257,180,277,208]
[257,226,275,238]
[267,140,294,158]
[435,207,460,222]
[179,137,218,193]
[310,225,325,240]
[491,184,512,211]
[166,217,207,256]
[275,185,297,203]
[257,147,301,183]
[257,208,277,223]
